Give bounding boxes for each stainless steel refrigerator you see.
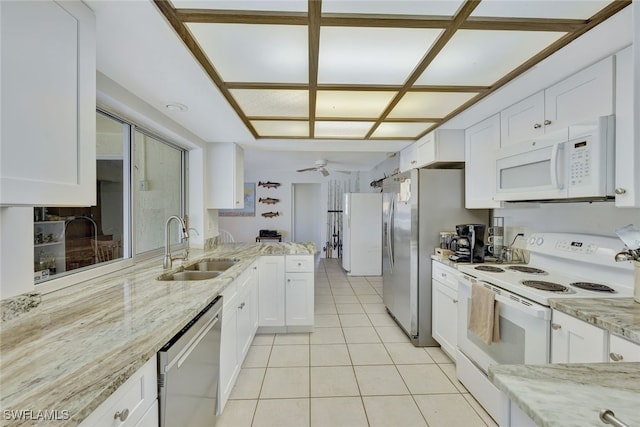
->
[382,169,488,346]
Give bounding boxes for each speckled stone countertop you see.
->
[549,297,640,344]
[489,362,640,427]
[0,242,315,426]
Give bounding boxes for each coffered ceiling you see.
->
[152,0,629,141]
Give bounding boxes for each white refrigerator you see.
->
[342,193,382,276]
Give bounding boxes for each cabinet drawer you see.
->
[609,334,640,362]
[285,255,314,273]
[79,356,157,427]
[432,261,458,289]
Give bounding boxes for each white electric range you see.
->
[454,232,634,425]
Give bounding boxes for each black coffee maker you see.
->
[449,224,487,263]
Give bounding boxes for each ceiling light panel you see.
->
[321,0,464,16]
[187,23,308,83]
[251,120,309,137]
[171,0,307,12]
[230,89,308,117]
[471,1,612,19]
[371,122,436,139]
[318,27,443,85]
[415,30,566,86]
[316,91,397,118]
[315,121,374,139]
[388,92,477,119]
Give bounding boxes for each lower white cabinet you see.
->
[218,261,258,413]
[258,256,285,327]
[431,261,458,361]
[285,255,314,329]
[79,356,157,427]
[550,310,607,363]
[608,334,640,362]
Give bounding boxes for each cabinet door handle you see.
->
[615,188,627,195]
[544,119,552,125]
[609,352,623,362]
[452,299,458,304]
[533,123,542,129]
[441,273,446,278]
[114,409,129,422]
[551,323,561,330]
[287,279,291,283]
[238,302,245,310]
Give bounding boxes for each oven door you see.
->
[457,273,551,374]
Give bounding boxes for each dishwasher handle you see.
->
[167,313,220,372]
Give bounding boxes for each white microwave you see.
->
[494,115,615,202]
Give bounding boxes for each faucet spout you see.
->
[163,215,188,269]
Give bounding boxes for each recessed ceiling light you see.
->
[165,102,188,112]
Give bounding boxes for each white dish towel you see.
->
[468,282,500,345]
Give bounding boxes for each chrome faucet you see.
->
[163,215,189,269]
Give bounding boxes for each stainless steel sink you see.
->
[184,259,238,272]
[158,271,223,281]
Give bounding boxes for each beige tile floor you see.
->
[218,259,498,427]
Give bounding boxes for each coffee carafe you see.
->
[449,224,487,263]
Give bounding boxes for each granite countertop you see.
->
[0,242,315,426]
[548,297,640,344]
[489,362,640,427]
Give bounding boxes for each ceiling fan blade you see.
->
[296,167,317,172]
[336,170,352,174]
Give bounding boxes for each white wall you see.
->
[495,202,640,245]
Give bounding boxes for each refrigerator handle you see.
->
[388,196,394,273]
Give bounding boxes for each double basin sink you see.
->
[158,259,239,281]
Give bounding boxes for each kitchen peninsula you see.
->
[0,242,315,426]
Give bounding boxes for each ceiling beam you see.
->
[175,9,308,25]
[152,0,260,139]
[308,0,322,138]
[365,0,481,139]
[226,82,489,92]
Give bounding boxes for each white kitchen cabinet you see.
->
[431,261,458,361]
[285,255,314,329]
[206,143,244,209]
[399,143,418,172]
[1,0,96,206]
[78,356,157,427]
[613,46,640,207]
[415,129,465,168]
[499,57,614,147]
[550,310,607,363]
[464,114,502,209]
[134,400,158,427]
[258,256,285,327]
[218,261,258,413]
[608,334,640,362]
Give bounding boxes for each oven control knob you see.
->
[528,237,536,245]
[536,237,544,246]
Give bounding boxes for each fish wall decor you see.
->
[259,197,280,205]
[258,181,281,189]
[261,211,280,218]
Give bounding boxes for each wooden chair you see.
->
[91,239,121,263]
[219,229,235,243]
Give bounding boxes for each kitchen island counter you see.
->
[0,242,315,426]
[489,362,640,427]
[548,297,640,344]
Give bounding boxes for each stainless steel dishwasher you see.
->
[158,296,223,427]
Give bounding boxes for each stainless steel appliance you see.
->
[382,169,488,346]
[449,223,487,263]
[455,233,633,425]
[158,296,223,427]
[494,115,614,202]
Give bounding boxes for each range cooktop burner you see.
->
[570,282,616,293]
[474,266,505,273]
[521,280,570,292]
[508,266,548,275]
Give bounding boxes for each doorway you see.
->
[292,183,322,255]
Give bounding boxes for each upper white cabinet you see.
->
[614,46,640,207]
[415,129,464,168]
[206,143,244,209]
[500,57,614,147]
[399,143,418,172]
[1,0,96,206]
[464,114,502,209]
[550,310,607,363]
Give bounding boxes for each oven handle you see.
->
[459,274,551,321]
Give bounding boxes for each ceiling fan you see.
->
[296,159,351,177]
